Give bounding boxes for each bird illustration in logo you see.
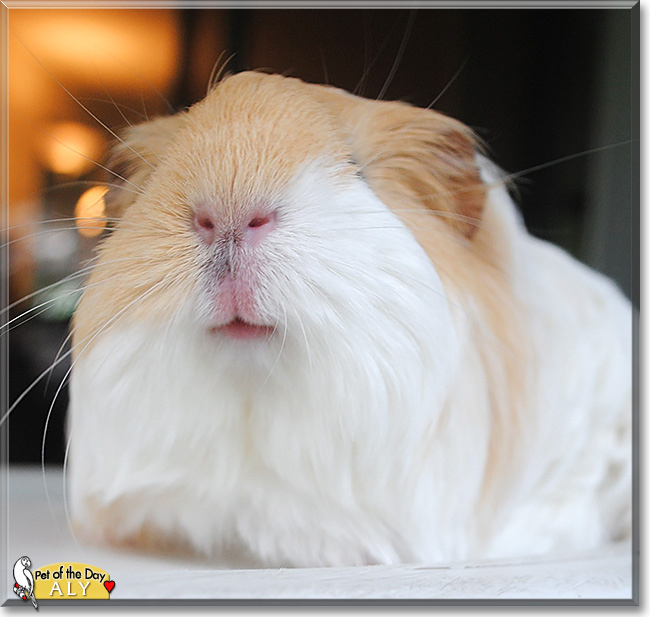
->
[13,556,38,609]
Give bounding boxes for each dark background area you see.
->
[7,7,636,464]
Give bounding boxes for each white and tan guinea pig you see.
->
[68,71,632,567]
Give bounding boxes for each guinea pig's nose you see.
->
[192,207,277,247]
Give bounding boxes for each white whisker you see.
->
[61,430,80,547]
[2,262,99,315]
[294,309,313,374]
[207,50,236,95]
[263,301,289,386]
[376,10,416,101]
[426,56,470,111]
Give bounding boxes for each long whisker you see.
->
[80,97,148,121]
[354,14,371,97]
[44,262,176,391]
[140,89,150,122]
[263,301,288,386]
[376,9,416,101]
[207,50,237,95]
[354,16,402,97]
[207,49,228,94]
[354,138,633,216]
[1,347,75,428]
[324,225,475,247]
[2,217,103,234]
[319,251,462,310]
[2,262,99,315]
[319,48,330,86]
[90,54,135,130]
[498,141,635,184]
[1,226,107,249]
[294,309,313,374]
[427,56,469,110]
[1,220,183,250]
[52,263,172,377]
[2,293,80,333]
[61,430,80,547]
[1,216,125,235]
[297,275,345,330]
[45,327,75,395]
[12,181,144,208]
[1,255,154,316]
[410,139,635,204]
[53,180,144,198]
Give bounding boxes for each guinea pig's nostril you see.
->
[248,216,270,229]
[197,216,215,230]
[192,211,217,244]
[244,211,277,246]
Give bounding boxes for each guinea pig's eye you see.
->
[346,156,364,179]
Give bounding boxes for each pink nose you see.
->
[192,209,276,246]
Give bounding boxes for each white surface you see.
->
[5,466,634,602]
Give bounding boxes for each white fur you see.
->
[477,161,632,556]
[68,160,631,567]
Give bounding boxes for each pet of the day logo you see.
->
[13,557,115,604]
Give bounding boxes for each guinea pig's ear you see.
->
[105,114,185,217]
[317,88,486,238]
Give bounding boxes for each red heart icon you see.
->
[104,580,115,593]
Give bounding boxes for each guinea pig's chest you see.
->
[67,314,470,567]
[69,315,454,512]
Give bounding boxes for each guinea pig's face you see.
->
[73,72,485,366]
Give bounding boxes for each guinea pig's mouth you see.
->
[210,317,275,341]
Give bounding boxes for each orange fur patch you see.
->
[310,83,486,237]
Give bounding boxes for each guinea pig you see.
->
[67,71,632,567]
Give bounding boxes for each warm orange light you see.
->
[9,9,181,94]
[75,186,108,237]
[42,122,105,176]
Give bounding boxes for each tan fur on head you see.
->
[311,83,486,238]
[105,114,188,218]
[106,73,485,236]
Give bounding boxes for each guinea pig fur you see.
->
[67,71,632,567]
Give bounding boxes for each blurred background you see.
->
[5,7,636,464]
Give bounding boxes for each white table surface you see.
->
[3,466,635,603]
